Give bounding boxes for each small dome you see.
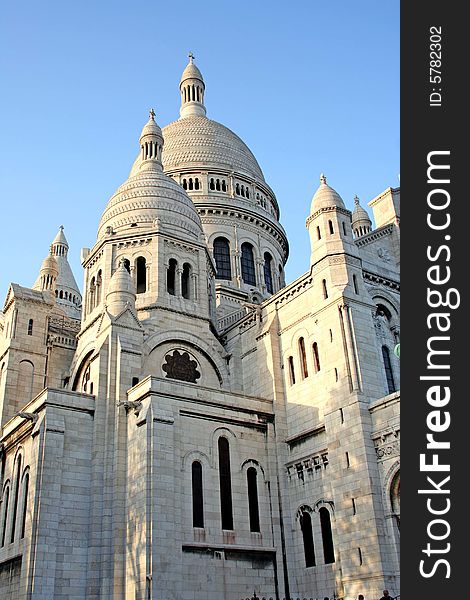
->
[52,225,68,247]
[180,61,204,86]
[140,110,163,140]
[107,259,136,299]
[352,195,372,237]
[310,174,345,212]
[40,252,59,276]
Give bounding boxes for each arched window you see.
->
[312,342,321,373]
[136,257,147,294]
[27,319,33,336]
[221,180,227,192]
[218,437,233,530]
[322,279,328,299]
[263,252,273,294]
[241,185,245,197]
[382,346,396,393]
[213,237,231,280]
[236,183,240,195]
[353,274,359,294]
[20,471,29,539]
[216,179,221,191]
[300,511,315,567]
[18,360,34,402]
[183,178,188,190]
[288,356,295,385]
[390,471,400,530]
[167,259,177,296]
[319,507,335,563]
[328,220,334,234]
[299,337,308,379]
[342,221,347,236]
[241,243,256,286]
[10,454,22,542]
[210,178,215,190]
[247,467,260,533]
[194,178,200,190]
[0,485,9,547]
[189,178,194,190]
[96,270,102,305]
[317,226,321,240]
[246,188,250,199]
[182,263,191,299]
[192,461,204,528]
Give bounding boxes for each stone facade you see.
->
[0,57,399,600]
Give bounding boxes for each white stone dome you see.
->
[98,114,204,242]
[310,174,345,212]
[161,116,265,182]
[97,169,203,241]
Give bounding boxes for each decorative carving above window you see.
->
[162,350,201,383]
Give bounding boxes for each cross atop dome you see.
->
[149,108,156,120]
[188,51,195,63]
[320,173,327,184]
[354,194,360,205]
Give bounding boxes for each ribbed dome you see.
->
[161,116,265,181]
[310,174,345,212]
[97,169,203,241]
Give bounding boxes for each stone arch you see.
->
[71,350,95,392]
[240,458,266,480]
[181,449,211,472]
[144,332,226,385]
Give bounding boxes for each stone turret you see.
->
[179,52,206,118]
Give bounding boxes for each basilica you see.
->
[0,56,400,600]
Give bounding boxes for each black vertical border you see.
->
[401,2,464,598]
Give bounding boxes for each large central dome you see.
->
[162,116,265,182]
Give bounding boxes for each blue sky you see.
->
[0,0,399,299]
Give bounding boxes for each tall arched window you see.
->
[0,485,9,547]
[322,279,328,299]
[96,270,102,304]
[136,257,147,294]
[263,252,273,294]
[319,507,335,563]
[390,470,400,530]
[218,437,233,530]
[288,356,296,385]
[192,461,204,528]
[247,467,260,533]
[241,243,256,286]
[353,274,359,294]
[167,259,177,296]
[27,319,33,336]
[299,337,308,379]
[10,454,22,543]
[382,346,396,393]
[182,263,191,299]
[20,471,29,539]
[18,360,34,402]
[328,220,334,234]
[300,511,315,567]
[213,238,231,280]
[312,342,321,373]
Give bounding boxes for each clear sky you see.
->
[0,0,399,300]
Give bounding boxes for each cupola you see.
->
[179,52,206,118]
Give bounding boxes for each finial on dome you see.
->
[354,195,360,205]
[320,173,327,185]
[149,108,156,120]
[188,51,195,63]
